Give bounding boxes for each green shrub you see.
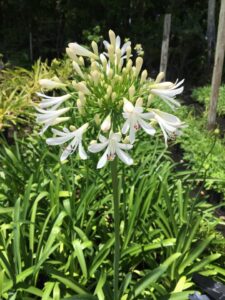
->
[192,85,225,116]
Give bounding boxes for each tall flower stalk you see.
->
[35,29,185,298]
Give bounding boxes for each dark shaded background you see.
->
[0,0,221,86]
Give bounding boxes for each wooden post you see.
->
[208,0,225,130]
[160,14,171,79]
[207,0,216,64]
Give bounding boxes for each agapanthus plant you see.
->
[36,29,184,299]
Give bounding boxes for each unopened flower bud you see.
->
[100,54,107,69]
[136,97,143,107]
[79,56,84,66]
[90,139,97,145]
[91,61,99,71]
[155,72,165,83]
[91,41,99,56]
[123,136,130,144]
[109,29,116,48]
[69,125,76,131]
[129,85,135,99]
[135,57,143,76]
[140,70,148,83]
[101,115,111,132]
[78,91,85,101]
[126,59,133,71]
[107,68,113,79]
[116,48,121,64]
[72,61,84,78]
[66,48,80,63]
[91,70,100,85]
[126,46,131,60]
[108,45,115,63]
[111,92,117,100]
[77,99,85,115]
[147,94,153,106]
[94,114,101,125]
[75,82,90,95]
[107,85,112,97]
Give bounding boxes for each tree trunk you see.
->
[207,0,216,64]
[160,14,171,80]
[208,0,225,130]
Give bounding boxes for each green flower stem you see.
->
[111,157,120,300]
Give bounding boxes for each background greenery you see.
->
[0,0,222,85]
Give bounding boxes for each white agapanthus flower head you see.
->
[36,29,185,168]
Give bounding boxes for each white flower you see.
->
[150,79,184,109]
[151,109,185,145]
[122,99,155,144]
[39,78,66,90]
[88,132,133,169]
[46,123,89,161]
[103,32,131,57]
[67,43,98,59]
[36,93,71,109]
[36,106,70,135]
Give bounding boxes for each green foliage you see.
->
[0,130,224,299]
[192,85,225,116]
[0,57,74,132]
[176,107,225,196]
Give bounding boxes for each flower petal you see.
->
[138,118,156,136]
[97,148,109,169]
[116,147,133,166]
[79,142,88,160]
[88,142,108,153]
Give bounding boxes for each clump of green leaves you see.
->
[0,131,225,299]
[192,85,225,116]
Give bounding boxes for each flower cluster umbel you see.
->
[36,30,185,168]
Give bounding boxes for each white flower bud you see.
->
[94,114,101,125]
[101,115,111,132]
[90,139,97,145]
[140,70,148,83]
[68,42,98,59]
[66,48,80,63]
[91,41,99,56]
[126,59,133,71]
[116,48,121,64]
[135,57,143,76]
[136,97,143,107]
[69,125,76,131]
[91,70,100,85]
[72,61,84,78]
[74,82,90,95]
[91,61,99,71]
[79,56,85,66]
[78,91,85,101]
[109,29,116,48]
[126,46,131,60]
[129,85,135,99]
[77,99,84,115]
[111,92,117,100]
[155,72,165,83]
[147,94,153,106]
[100,54,107,69]
[107,85,112,97]
[107,68,113,79]
[108,45,115,63]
